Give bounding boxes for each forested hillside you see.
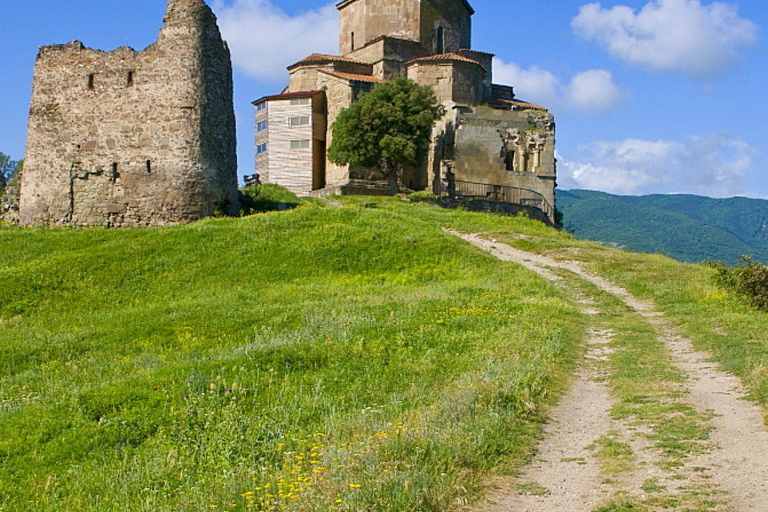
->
[557,189,768,264]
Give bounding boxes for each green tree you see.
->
[327,77,444,193]
[0,153,19,192]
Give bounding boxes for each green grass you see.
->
[576,246,768,419]
[593,498,647,512]
[591,432,635,476]
[238,183,304,215]
[5,195,768,511]
[435,193,768,421]
[0,201,583,511]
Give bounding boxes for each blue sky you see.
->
[1,0,766,197]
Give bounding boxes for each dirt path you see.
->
[454,232,768,512]
[482,329,616,511]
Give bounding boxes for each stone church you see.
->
[19,0,239,227]
[254,0,557,222]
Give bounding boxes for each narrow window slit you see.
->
[146,160,152,174]
[88,74,95,89]
[127,71,134,87]
[505,150,515,171]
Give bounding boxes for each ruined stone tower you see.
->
[19,0,238,227]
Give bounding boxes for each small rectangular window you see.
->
[127,71,134,87]
[289,116,310,127]
[505,150,515,171]
[256,143,268,155]
[88,74,95,89]
[257,120,268,132]
[290,140,311,150]
[146,160,152,174]
[290,98,310,106]
[256,102,266,111]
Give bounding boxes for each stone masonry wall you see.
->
[420,0,472,53]
[406,61,483,105]
[452,106,556,210]
[19,0,238,227]
[339,0,421,55]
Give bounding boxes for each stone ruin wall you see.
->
[451,106,557,209]
[19,0,238,228]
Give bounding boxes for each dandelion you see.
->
[349,483,361,489]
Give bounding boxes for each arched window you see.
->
[436,26,444,54]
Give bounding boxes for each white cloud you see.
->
[564,70,630,111]
[492,60,561,107]
[493,59,628,112]
[212,0,339,81]
[572,0,758,78]
[558,135,757,197]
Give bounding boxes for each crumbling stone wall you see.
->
[19,0,238,227]
[449,106,556,212]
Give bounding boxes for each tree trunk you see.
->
[381,161,399,195]
[387,176,399,195]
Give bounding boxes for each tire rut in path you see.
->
[480,329,616,512]
[454,231,768,512]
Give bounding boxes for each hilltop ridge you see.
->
[557,189,768,264]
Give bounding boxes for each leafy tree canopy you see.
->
[327,77,444,191]
[0,153,20,191]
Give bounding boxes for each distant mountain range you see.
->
[556,190,768,265]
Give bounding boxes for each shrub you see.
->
[239,184,302,215]
[713,257,768,312]
[408,191,437,203]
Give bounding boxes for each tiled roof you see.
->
[495,98,548,110]
[320,70,386,83]
[288,53,369,70]
[407,52,485,69]
[459,48,495,57]
[252,90,322,105]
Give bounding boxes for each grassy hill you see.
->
[2,196,768,511]
[557,189,768,265]
[0,200,582,511]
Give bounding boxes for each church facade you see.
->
[254,0,556,223]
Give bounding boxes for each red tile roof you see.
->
[252,90,322,106]
[407,52,486,70]
[320,70,386,83]
[495,98,548,110]
[288,53,369,70]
